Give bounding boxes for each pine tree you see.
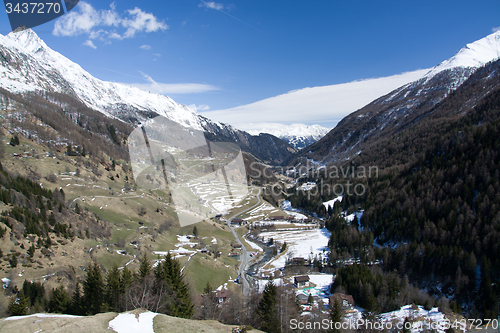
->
[106,264,122,312]
[330,298,343,333]
[83,263,104,314]
[48,286,70,313]
[0,127,4,158]
[192,226,198,237]
[257,281,281,333]
[139,253,151,279]
[9,135,19,146]
[203,281,213,295]
[8,291,29,315]
[10,253,17,268]
[69,281,84,315]
[402,317,412,333]
[120,266,133,311]
[66,144,73,156]
[155,253,193,319]
[27,244,35,258]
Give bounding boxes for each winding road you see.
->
[226,187,262,296]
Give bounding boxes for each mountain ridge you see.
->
[248,123,330,149]
[0,29,296,165]
[291,30,500,166]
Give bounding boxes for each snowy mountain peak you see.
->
[425,30,500,78]
[0,29,202,130]
[249,123,330,149]
[6,28,48,54]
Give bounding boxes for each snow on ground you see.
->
[245,201,279,220]
[284,210,308,220]
[257,278,284,292]
[294,274,333,300]
[259,228,330,272]
[216,282,229,291]
[245,237,263,251]
[280,200,293,211]
[308,274,334,289]
[176,235,191,243]
[3,313,82,321]
[298,182,317,191]
[211,237,217,244]
[280,200,312,220]
[108,311,158,333]
[341,305,461,333]
[380,305,461,333]
[344,210,364,223]
[323,196,343,209]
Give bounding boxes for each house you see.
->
[233,243,242,249]
[286,216,295,221]
[296,293,309,305]
[270,215,284,221]
[216,290,230,304]
[329,293,355,310]
[228,252,240,260]
[294,275,310,288]
[291,257,305,266]
[215,214,222,219]
[231,218,244,225]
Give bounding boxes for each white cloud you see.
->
[188,104,210,112]
[122,7,168,38]
[199,1,224,10]
[201,69,430,131]
[53,2,100,36]
[83,40,97,49]
[53,2,167,43]
[124,73,219,95]
[140,44,151,50]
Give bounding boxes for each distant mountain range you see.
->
[249,123,330,149]
[291,30,500,165]
[0,28,296,165]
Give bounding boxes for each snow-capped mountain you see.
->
[0,28,296,164]
[424,30,500,78]
[249,123,330,149]
[298,30,500,164]
[0,28,201,129]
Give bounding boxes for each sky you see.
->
[1,0,499,131]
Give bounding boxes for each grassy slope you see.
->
[0,309,264,333]
[0,134,262,295]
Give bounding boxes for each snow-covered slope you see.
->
[424,30,500,78]
[249,123,330,149]
[0,29,202,130]
[299,30,500,164]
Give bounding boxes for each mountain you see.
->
[248,123,330,149]
[292,30,500,165]
[0,29,201,129]
[0,28,295,165]
[200,116,297,165]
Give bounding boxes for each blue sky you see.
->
[1,1,499,130]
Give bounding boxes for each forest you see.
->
[290,60,500,319]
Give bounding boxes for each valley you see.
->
[0,20,499,333]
